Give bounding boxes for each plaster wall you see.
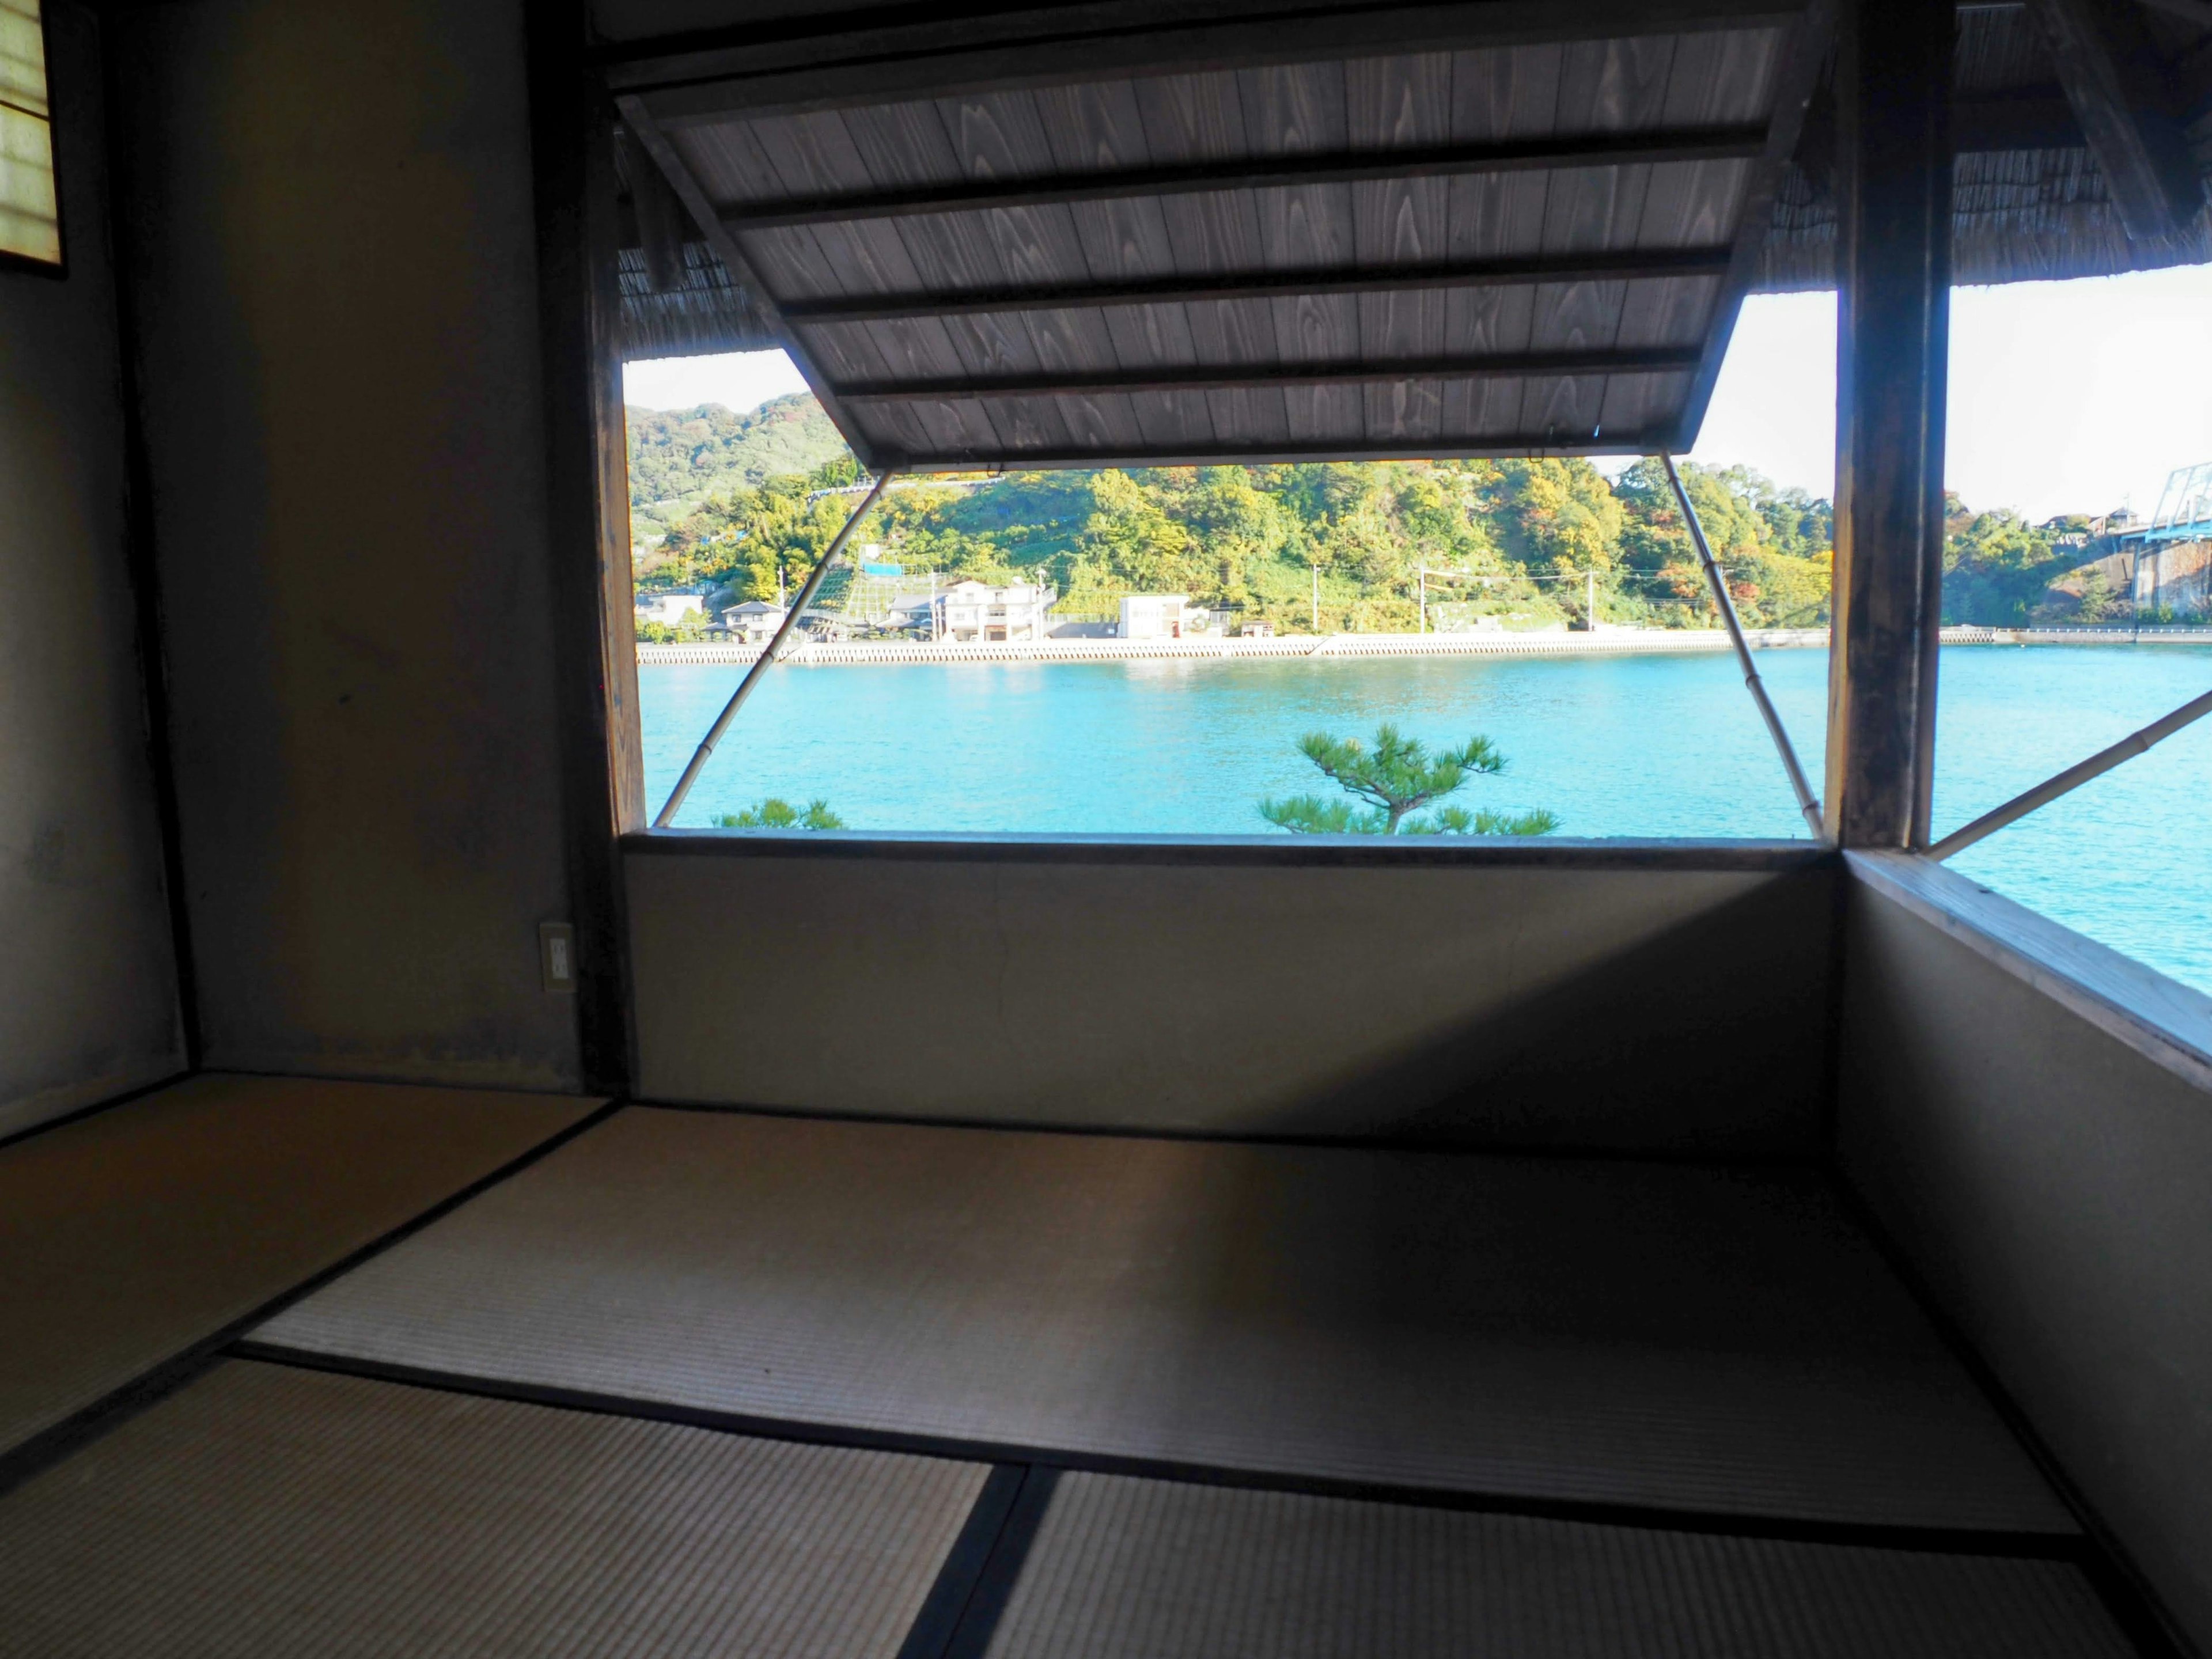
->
[1836,853,2212,1653]
[0,3,183,1138]
[110,0,581,1088]
[628,842,1837,1155]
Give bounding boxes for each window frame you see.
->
[0,0,65,279]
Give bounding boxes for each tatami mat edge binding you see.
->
[0,1072,612,1484]
[228,1339,2090,1563]
[253,1106,2075,1534]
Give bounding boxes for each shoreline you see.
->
[635,623,2212,667]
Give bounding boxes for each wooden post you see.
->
[1827,0,1952,848]
[525,3,639,1092]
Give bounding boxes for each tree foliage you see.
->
[627,395,848,547]
[630,395,2128,630]
[712,798,846,830]
[1941,497,2090,625]
[1260,724,1559,836]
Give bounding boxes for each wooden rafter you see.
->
[2027,0,2202,240]
[781,250,1735,325]
[720,131,1768,232]
[835,350,1704,403]
[882,430,1681,472]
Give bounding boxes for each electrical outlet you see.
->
[539,922,576,993]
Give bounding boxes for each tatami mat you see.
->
[982,1474,2133,1659]
[0,1072,594,1457]
[258,1108,2070,1532]
[0,1359,986,1659]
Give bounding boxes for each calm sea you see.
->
[641,643,2212,995]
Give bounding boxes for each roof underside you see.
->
[612,1,1825,468]
[604,0,2212,468]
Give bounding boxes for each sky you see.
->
[623,262,2212,523]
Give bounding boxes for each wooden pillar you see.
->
[1827,0,1952,847]
[525,3,639,1093]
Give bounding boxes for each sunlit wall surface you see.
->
[0,0,57,267]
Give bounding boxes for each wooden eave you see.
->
[614,0,1833,470]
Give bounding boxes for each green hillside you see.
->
[626,392,851,547]
[627,395,2118,631]
[639,455,1841,632]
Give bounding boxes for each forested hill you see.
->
[626,393,847,544]
[628,394,2109,631]
[640,453,1840,631]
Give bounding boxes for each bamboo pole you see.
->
[652,469,898,827]
[1929,686,2212,860]
[1662,455,1827,839]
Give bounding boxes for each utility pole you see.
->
[1419,565,1426,634]
[1310,564,1320,632]
[1585,570,1597,631]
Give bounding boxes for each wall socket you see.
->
[538,921,577,993]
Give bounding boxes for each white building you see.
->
[1118,594,1191,639]
[902,580,1057,642]
[719,599,789,643]
[635,590,707,626]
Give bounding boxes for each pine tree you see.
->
[1259,725,1558,836]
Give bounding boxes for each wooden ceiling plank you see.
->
[815,103,1082,457]
[615,0,1806,124]
[1350,54,1455,442]
[764,124,1007,446]
[1035,79,1221,450]
[1528,39,1677,433]
[712,126,1771,230]
[820,98,1053,450]
[1664,22,1787,129]
[2024,0,2202,240]
[1137,69,1294,445]
[1440,171,1547,391]
[934,88,1137,417]
[1441,36,1556,429]
[1236,59,1362,441]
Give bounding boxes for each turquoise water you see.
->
[641,643,2212,994]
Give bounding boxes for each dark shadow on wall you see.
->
[1255,868,1836,1158]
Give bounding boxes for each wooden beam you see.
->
[874,431,1681,471]
[622,128,689,295]
[835,349,1704,403]
[780,248,1736,325]
[1671,0,1835,452]
[611,0,1803,123]
[615,95,886,472]
[721,130,1768,231]
[2026,0,2202,240]
[526,6,640,1093]
[1827,0,1951,849]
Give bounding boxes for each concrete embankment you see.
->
[638,628,1832,667]
[635,623,2212,666]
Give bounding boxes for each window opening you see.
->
[0,0,58,269]
[1933,266,2212,996]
